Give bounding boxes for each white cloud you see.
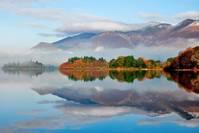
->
[38,33,65,37]
[16,8,65,20]
[27,22,49,29]
[57,19,144,34]
[139,12,164,22]
[0,0,58,9]
[175,11,199,20]
[94,46,104,52]
[1,0,198,37]
[16,8,144,34]
[0,0,146,35]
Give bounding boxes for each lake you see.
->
[0,69,199,133]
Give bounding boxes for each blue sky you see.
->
[0,0,198,50]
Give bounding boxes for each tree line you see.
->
[67,55,164,69]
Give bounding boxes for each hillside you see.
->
[164,46,199,70]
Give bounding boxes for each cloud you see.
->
[1,0,198,37]
[16,8,65,20]
[0,0,146,35]
[0,0,59,9]
[27,22,49,29]
[175,11,199,21]
[16,8,144,34]
[139,12,164,22]
[38,33,65,37]
[94,46,104,52]
[56,19,144,34]
[19,8,146,34]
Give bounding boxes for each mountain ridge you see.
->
[32,19,199,51]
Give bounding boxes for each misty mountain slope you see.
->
[32,42,60,51]
[53,32,97,49]
[91,32,132,48]
[127,23,172,36]
[32,19,199,51]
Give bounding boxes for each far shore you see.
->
[59,67,163,71]
[59,67,199,72]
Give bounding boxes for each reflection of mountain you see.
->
[2,69,199,129]
[32,70,199,121]
[19,69,199,130]
[33,19,199,50]
[166,71,199,94]
[33,86,199,120]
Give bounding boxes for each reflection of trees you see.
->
[2,61,57,77]
[109,70,162,83]
[2,68,44,77]
[60,70,109,81]
[166,71,199,94]
[109,71,146,83]
[60,70,162,82]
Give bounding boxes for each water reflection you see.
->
[166,71,199,94]
[1,68,199,131]
[32,70,199,120]
[60,69,108,81]
[60,69,162,82]
[60,69,199,94]
[109,70,162,82]
[2,66,56,77]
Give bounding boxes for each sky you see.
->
[0,0,198,50]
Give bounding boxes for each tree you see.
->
[68,57,80,63]
[98,57,106,62]
[136,58,146,68]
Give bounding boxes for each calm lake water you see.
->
[0,69,199,133]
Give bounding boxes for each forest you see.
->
[60,46,199,71]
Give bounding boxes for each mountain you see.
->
[53,32,97,49]
[32,19,199,51]
[32,42,60,51]
[170,19,199,38]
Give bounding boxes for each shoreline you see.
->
[59,67,163,71]
[59,67,199,72]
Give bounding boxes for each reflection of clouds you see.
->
[1,70,199,130]
[5,101,199,130]
[17,109,46,116]
[8,102,138,130]
[15,116,67,129]
[139,114,199,128]
[0,127,33,133]
[32,80,199,124]
[94,86,104,92]
[57,105,133,117]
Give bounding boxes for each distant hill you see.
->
[32,19,199,51]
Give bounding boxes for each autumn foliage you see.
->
[60,56,108,70]
[165,46,199,70]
